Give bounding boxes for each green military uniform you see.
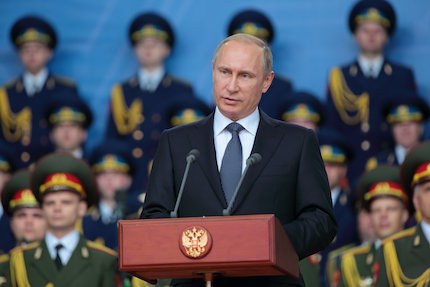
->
[0,254,9,287]
[334,166,408,287]
[9,238,117,287]
[326,244,356,287]
[299,254,321,287]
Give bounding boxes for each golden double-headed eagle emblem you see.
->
[180,226,212,259]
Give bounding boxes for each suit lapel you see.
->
[59,236,91,285]
[189,113,227,207]
[231,112,283,212]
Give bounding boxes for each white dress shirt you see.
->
[358,55,384,78]
[23,68,48,96]
[45,229,80,266]
[213,107,259,173]
[138,66,164,92]
[394,144,407,165]
[421,220,430,246]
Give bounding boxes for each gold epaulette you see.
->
[0,254,9,264]
[9,241,40,256]
[382,227,415,245]
[342,244,371,257]
[87,240,117,256]
[52,75,76,86]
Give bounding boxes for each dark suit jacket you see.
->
[141,111,337,286]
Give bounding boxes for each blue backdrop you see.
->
[1,0,429,151]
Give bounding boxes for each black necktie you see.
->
[54,243,64,270]
[220,122,244,203]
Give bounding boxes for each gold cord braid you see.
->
[111,84,143,135]
[9,248,31,287]
[329,68,369,128]
[0,87,32,144]
[341,252,361,287]
[384,240,430,287]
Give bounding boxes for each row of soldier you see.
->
[0,0,429,286]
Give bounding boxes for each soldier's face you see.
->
[10,207,47,244]
[42,191,87,234]
[18,42,53,75]
[212,40,273,121]
[50,122,87,152]
[324,163,347,190]
[369,197,408,240]
[354,22,388,55]
[134,37,170,70]
[96,171,132,201]
[413,181,430,224]
[392,121,423,149]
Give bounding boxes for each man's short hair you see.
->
[212,33,273,77]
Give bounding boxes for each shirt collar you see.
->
[138,66,165,91]
[421,220,430,245]
[395,144,407,164]
[45,229,80,255]
[331,187,341,207]
[358,55,384,78]
[23,68,48,92]
[213,107,260,136]
[374,239,382,250]
[99,201,115,224]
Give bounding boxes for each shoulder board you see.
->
[52,75,76,86]
[382,227,416,244]
[87,240,117,256]
[342,244,371,257]
[328,243,356,259]
[166,75,191,88]
[0,254,9,264]
[9,242,40,256]
[3,78,20,88]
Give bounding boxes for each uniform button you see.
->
[151,114,161,123]
[133,130,144,141]
[361,123,369,133]
[151,130,160,140]
[22,136,30,146]
[21,152,30,162]
[138,115,145,124]
[361,140,370,151]
[132,148,143,158]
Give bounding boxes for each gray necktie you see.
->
[220,122,244,203]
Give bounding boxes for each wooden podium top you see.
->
[118,214,299,282]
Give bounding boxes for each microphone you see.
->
[223,153,262,216]
[170,149,200,218]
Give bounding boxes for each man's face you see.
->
[369,197,408,240]
[392,121,423,149]
[42,191,87,233]
[96,171,132,201]
[50,122,87,152]
[10,207,47,244]
[212,40,274,121]
[413,181,430,224]
[324,163,347,190]
[18,42,53,75]
[354,21,388,55]
[134,37,170,69]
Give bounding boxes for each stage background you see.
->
[1,0,429,151]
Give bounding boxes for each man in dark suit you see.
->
[141,33,337,287]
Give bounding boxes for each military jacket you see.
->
[105,74,209,211]
[0,74,79,168]
[82,207,118,250]
[259,75,293,119]
[9,236,117,287]
[375,225,430,287]
[325,59,416,187]
[0,254,9,287]
[300,254,321,287]
[0,215,14,255]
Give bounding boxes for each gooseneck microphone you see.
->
[170,149,200,218]
[222,153,262,216]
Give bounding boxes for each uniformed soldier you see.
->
[105,13,210,202]
[366,91,429,170]
[9,153,117,287]
[227,9,294,119]
[332,166,409,287]
[280,91,325,131]
[0,142,17,255]
[325,0,417,190]
[45,95,93,158]
[0,15,81,169]
[314,128,359,286]
[375,141,430,286]
[0,170,47,287]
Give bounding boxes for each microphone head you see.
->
[186,149,200,163]
[246,153,262,166]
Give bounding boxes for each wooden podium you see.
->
[118,214,299,284]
